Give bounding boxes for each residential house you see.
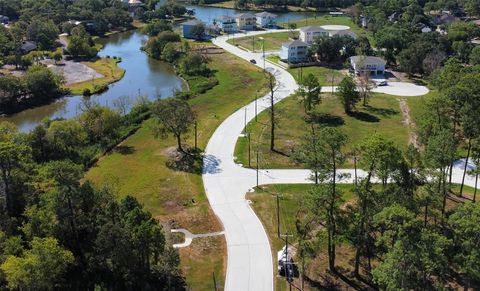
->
[182,19,205,39]
[330,30,357,39]
[0,15,9,24]
[21,41,37,54]
[388,12,401,22]
[350,56,386,75]
[236,13,256,31]
[255,12,277,28]
[280,40,309,63]
[299,26,329,44]
[214,15,237,33]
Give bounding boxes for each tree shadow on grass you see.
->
[114,145,136,155]
[166,147,203,174]
[348,111,380,123]
[363,105,398,117]
[307,112,345,127]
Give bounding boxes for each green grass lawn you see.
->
[227,31,299,51]
[85,50,268,290]
[235,92,411,169]
[247,183,357,290]
[288,66,345,85]
[280,15,375,46]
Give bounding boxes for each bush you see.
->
[83,88,92,96]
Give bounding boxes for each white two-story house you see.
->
[350,56,386,75]
[255,12,277,28]
[299,26,329,44]
[215,15,237,33]
[280,40,309,63]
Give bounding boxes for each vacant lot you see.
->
[235,92,412,168]
[85,50,268,289]
[227,31,299,51]
[65,58,125,95]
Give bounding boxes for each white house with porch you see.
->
[350,56,386,75]
[299,26,329,44]
[255,12,277,28]
[280,40,309,63]
[236,13,257,31]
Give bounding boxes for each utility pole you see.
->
[252,35,255,52]
[194,120,198,149]
[256,151,259,187]
[248,132,251,167]
[244,107,247,132]
[255,93,258,122]
[354,151,358,187]
[331,68,335,94]
[212,272,217,291]
[276,194,281,238]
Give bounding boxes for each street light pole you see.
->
[256,151,259,187]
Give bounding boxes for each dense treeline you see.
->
[0,65,64,114]
[142,21,218,99]
[291,56,480,289]
[0,97,186,289]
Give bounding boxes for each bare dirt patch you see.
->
[47,60,103,85]
[398,98,420,148]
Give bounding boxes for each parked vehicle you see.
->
[378,81,388,86]
[250,59,257,64]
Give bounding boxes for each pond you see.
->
[186,4,321,25]
[1,30,184,132]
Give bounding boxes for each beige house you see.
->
[236,13,256,31]
[299,26,329,44]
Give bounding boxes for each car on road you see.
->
[378,81,388,86]
[250,59,257,64]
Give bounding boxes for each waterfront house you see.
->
[350,56,386,75]
[236,13,257,31]
[299,26,329,44]
[182,19,205,39]
[0,15,9,24]
[255,12,277,28]
[280,40,309,63]
[214,15,237,33]
[330,30,357,39]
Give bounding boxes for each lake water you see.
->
[1,31,184,132]
[186,5,319,25]
[2,5,317,132]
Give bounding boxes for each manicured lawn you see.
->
[65,58,125,95]
[279,15,375,46]
[247,184,358,291]
[235,92,411,169]
[227,31,299,51]
[85,50,268,289]
[288,66,345,85]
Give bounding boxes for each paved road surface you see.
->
[202,30,465,291]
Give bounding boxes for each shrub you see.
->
[83,88,92,96]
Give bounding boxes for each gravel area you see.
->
[48,61,103,85]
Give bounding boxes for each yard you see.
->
[235,92,414,169]
[227,31,299,51]
[279,15,375,46]
[85,50,268,289]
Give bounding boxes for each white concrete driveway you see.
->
[203,30,442,291]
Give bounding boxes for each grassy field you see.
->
[85,50,268,289]
[65,58,125,95]
[288,66,345,85]
[227,31,299,51]
[280,15,375,46]
[247,184,358,290]
[235,92,411,169]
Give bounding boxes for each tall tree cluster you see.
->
[0,101,185,289]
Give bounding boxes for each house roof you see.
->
[350,56,386,65]
[182,19,204,26]
[128,0,142,4]
[255,12,277,17]
[282,39,309,48]
[299,25,326,33]
[236,13,256,19]
[331,30,357,38]
[215,15,235,22]
[21,41,37,52]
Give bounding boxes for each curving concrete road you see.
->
[202,30,459,291]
